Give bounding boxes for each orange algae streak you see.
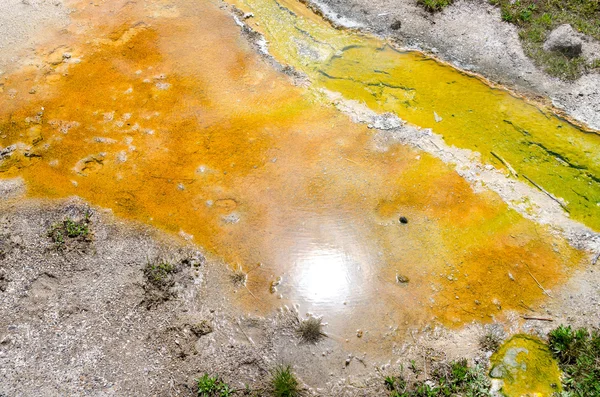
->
[0,0,582,343]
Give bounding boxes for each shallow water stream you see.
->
[0,0,592,357]
[232,0,600,231]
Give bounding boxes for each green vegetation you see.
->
[144,260,175,286]
[296,317,326,344]
[548,325,600,396]
[490,0,600,79]
[48,212,91,249]
[417,0,453,12]
[196,374,235,397]
[385,359,491,397]
[194,366,301,397]
[271,365,301,397]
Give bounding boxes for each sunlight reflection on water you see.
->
[298,248,351,303]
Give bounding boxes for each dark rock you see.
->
[399,216,408,224]
[390,20,402,30]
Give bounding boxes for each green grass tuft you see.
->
[548,325,600,396]
[417,0,454,13]
[271,365,301,397]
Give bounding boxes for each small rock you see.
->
[543,24,582,58]
[356,329,363,338]
[396,274,409,284]
[269,277,282,294]
[390,20,402,30]
[399,216,408,224]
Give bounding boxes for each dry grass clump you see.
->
[479,331,503,352]
[230,265,248,286]
[296,317,326,344]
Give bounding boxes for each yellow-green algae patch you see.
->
[490,335,562,397]
[231,0,600,231]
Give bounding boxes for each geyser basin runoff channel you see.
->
[232,0,600,231]
[0,0,588,351]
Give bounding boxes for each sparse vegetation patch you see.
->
[548,325,600,396]
[490,0,600,79]
[144,260,176,287]
[417,0,454,13]
[142,257,182,308]
[196,374,235,397]
[385,359,492,397]
[47,212,92,249]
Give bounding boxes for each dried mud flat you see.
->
[0,186,371,396]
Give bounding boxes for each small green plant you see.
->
[296,316,326,344]
[417,0,454,12]
[65,217,89,237]
[48,212,91,249]
[144,260,175,286]
[548,325,600,396]
[409,360,421,375]
[271,365,301,397]
[196,374,235,397]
